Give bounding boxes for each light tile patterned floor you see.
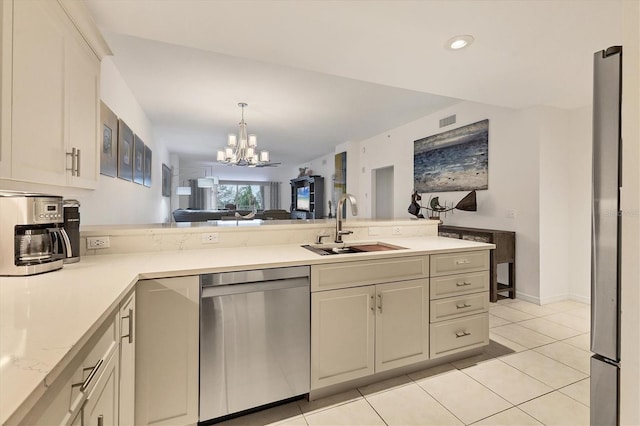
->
[219,298,591,426]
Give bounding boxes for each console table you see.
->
[438,225,516,302]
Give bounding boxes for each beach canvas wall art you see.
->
[413,119,489,193]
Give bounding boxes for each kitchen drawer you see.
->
[430,250,489,277]
[430,271,489,300]
[430,291,489,322]
[311,255,429,291]
[430,313,489,358]
[29,311,118,425]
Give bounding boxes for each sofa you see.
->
[172,209,291,222]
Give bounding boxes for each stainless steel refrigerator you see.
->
[591,45,622,426]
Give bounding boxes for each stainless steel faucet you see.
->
[335,193,358,243]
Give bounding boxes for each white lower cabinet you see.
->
[119,293,135,426]
[24,311,119,425]
[311,285,376,388]
[430,313,489,358]
[135,276,199,426]
[311,250,491,391]
[311,278,429,389]
[375,280,430,372]
[81,348,120,426]
[429,251,490,359]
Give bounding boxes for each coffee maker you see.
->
[0,191,72,276]
[62,200,80,263]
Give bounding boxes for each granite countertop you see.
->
[0,235,493,425]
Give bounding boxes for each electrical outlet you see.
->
[392,226,401,235]
[201,233,219,244]
[506,209,518,219]
[87,236,110,249]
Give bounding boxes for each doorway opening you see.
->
[372,166,394,219]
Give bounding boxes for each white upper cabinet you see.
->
[1,0,110,189]
[0,1,13,177]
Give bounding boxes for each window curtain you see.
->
[269,181,281,210]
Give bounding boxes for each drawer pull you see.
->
[456,282,472,287]
[122,308,134,343]
[455,259,471,265]
[456,303,472,309]
[71,359,103,391]
[455,331,471,338]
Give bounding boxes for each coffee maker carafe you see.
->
[0,191,72,276]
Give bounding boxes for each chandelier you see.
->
[216,102,276,167]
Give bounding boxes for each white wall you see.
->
[77,58,171,225]
[620,1,640,423]
[290,100,595,305]
[567,106,593,303]
[538,106,572,304]
[353,101,544,301]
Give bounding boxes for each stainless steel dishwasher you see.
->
[199,266,310,422]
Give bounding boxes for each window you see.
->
[217,182,265,210]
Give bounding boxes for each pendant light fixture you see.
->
[217,103,277,167]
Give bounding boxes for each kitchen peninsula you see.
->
[0,219,494,425]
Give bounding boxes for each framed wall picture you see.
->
[143,145,152,187]
[413,119,489,193]
[162,163,171,197]
[117,119,134,181]
[100,102,117,177]
[133,135,145,185]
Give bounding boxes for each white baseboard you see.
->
[569,294,591,305]
[513,291,540,304]
[514,291,589,306]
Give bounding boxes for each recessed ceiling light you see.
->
[446,35,474,51]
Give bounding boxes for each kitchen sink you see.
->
[301,242,406,256]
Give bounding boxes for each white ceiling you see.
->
[86,0,623,166]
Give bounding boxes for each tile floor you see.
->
[220,298,591,426]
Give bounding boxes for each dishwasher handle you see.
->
[201,266,310,287]
[201,276,309,298]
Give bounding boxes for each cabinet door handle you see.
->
[75,149,81,177]
[455,331,471,338]
[66,148,76,176]
[456,303,472,309]
[97,414,104,426]
[66,148,81,176]
[122,308,134,343]
[71,358,103,391]
[456,282,472,287]
[370,294,375,313]
[455,259,471,265]
[377,293,382,314]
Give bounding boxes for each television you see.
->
[296,186,310,211]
